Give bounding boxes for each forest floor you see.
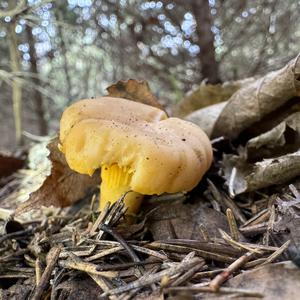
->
[1,149,300,300]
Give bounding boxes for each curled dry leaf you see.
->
[223,150,300,196]
[173,78,254,118]
[146,202,229,240]
[227,261,300,300]
[185,101,227,137]
[246,111,300,160]
[212,54,300,139]
[106,79,165,111]
[187,55,300,196]
[15,138,98,215]
[184,55,300,140]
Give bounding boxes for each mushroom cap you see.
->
[59,97,213,195]
[60,97,167,144]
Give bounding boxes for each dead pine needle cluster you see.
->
[1,186,299,299]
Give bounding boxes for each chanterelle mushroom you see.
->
[59,97,213,213]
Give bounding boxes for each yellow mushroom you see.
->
[59,97,213,213]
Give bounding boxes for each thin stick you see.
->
[89,274,118,300]
[240,209,269,228]
[289,184,300,198]
[170,261,205,286]
[192,269,224,280]
[0,227,33,244]
[0,274,31,279]
[263,205,276,246]
[100,224,140,263]
[89,194,97,212]
[0,249,29,263]
[259,240,291,267]
[89,201,111,234]
[207,179,246,224]
[85,246,123,262]
[209,251,255,292]
[219,229,262,254]
[32,246,61,300]
[87,240,168,260]
[97,195,126,240]
[244,258,267,268]
[159,239,242,256]
[119,265,161,300]
[223,193,247,224]
[111,202,127,226]
[148,242,235,263]
[239,222,268,236]
[59,252,117,278]
[236,241,278,252]
[226,208,239,241]
[199,224,210,242]
[102,256,201,296]
[131,245,168,261]
[96,259,160,271]
[166,286,263,298]
[59,245,97,259]
[35,258,43,285]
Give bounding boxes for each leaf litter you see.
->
[15,138,99,215]
[1,56,300,299]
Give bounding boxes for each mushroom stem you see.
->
[100,164,143,213]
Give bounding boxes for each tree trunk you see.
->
[192,0,221,84]
[26,25,48,135]
[54,9,72,103]
[8,21,23,144]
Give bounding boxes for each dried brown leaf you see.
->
[15,138,98,215]
[212,54,300,139]
[185,102,227,137]
[106,79,165,111]
[227,261,300,300]
[246,111,300,160]
[146,202,229,240]
[174,78,254,118]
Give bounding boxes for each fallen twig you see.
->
[166,286,264,298]
[32,246,61,300]
[102,255,201,296]
[209,251,256,292]
[226,208,239,241]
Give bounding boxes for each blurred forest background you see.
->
[1,0,299,150]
